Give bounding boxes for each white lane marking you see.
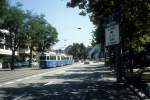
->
[4,81,14,85]
[44,81,54,86]
[16,79,24,82]
[13,94,26,100]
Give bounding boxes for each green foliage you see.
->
[0,1,59,69]
[24,12,58,52]
[0,0,8,27]
[65,43,87,59]
[67,0,150,52]
[23,10,58,67]
[1,4,25,70]
[132,34,150,52]
[3,5,24,49]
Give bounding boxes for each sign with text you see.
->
[105,22,119,46]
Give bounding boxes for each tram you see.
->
[39,52,73,68]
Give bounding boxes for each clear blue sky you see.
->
[10,0,94,49]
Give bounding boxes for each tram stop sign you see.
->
[105,21,120,46]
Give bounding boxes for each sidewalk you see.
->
[83,65,140,100]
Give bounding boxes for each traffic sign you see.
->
[105,22,119,46]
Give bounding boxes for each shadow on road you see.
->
[0,63,139,100]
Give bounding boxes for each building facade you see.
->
[0,29,18,68]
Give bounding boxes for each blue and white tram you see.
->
[39,52,57,68]
[60,54,66,66]
[68,55,73,65]
[56,54,62,67]
[39,52,74,68]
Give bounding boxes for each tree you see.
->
[24,13,43,67]
[66,43,87,59]
[37,24,58,52]
[2,4,24,70]
[67,0,150,71]
[0,0,9,28]
[0,1,59,69]
[24,12,58,67]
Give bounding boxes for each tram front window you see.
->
[40,56,46,60]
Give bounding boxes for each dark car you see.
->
[14,61,29,68]
[21,61,29,67]
[74,59,79,62]
[84,60,90,64]
[14,62,22,68]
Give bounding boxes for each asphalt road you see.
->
[0,63,81,83]
[0,62,140,100]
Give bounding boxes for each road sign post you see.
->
[105,21,123,82]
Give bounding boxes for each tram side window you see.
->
[61,57,64,60]
[53,56,56,60]
[57,56,60,60]
[50,56,56,60]
[50,56,52,60]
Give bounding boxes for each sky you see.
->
[10,0,94,49]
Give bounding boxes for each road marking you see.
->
[4,81,14,85]
[16,79,24,82]
[44,81,54,86]
[13,94,26,100]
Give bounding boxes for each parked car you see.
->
[2,62,10,69]
[14,61,29,68]
[14,62,22,68]
[74,59,79,62]
[21,61,29,67]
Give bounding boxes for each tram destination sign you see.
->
[105,21,119,46]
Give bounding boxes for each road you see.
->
[0,62,140,100]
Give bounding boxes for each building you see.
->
[0,29,18,68]
[19,46,37,62]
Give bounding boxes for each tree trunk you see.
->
[11,49,15,70]
[129,46,133,73]
[101,44,105,58]
[29,45,33,67]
